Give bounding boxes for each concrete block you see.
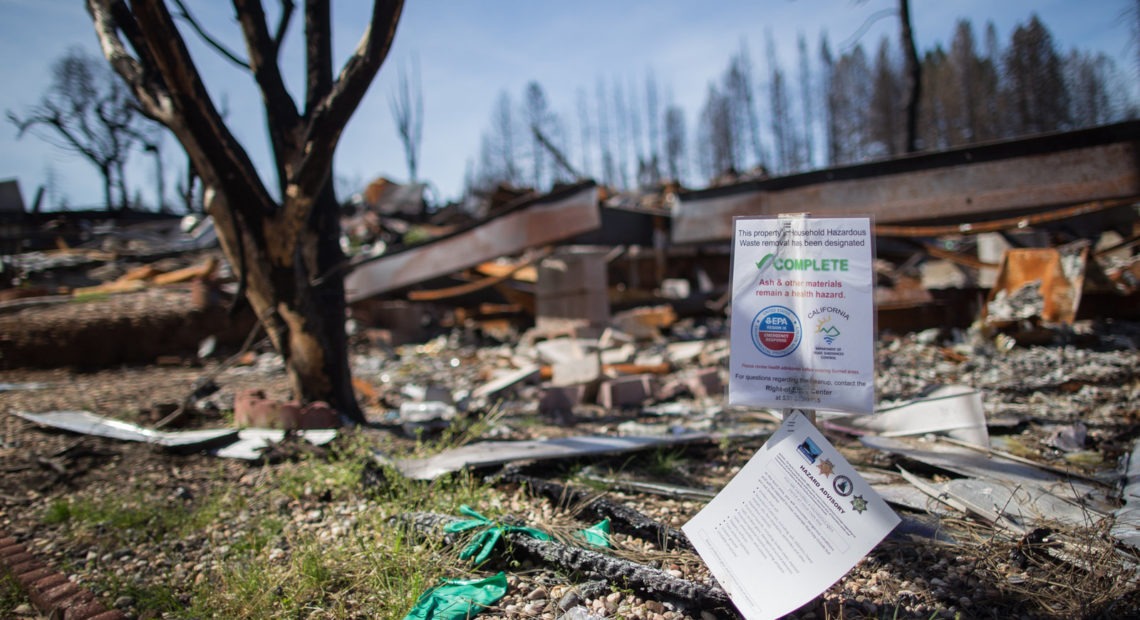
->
[597,374,658,409]
[539,384,587,414]
[684,368,723,399]
[552,356,600,387]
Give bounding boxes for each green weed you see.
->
[0,570,27,617]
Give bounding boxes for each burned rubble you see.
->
[2,128,1140,618]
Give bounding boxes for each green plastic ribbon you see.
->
[576,518,612,548]
[403,571,508,620]
[444,505,552,565]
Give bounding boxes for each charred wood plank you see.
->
[394,511,732,615]
[500,472,694,552]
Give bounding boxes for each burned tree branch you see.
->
[395,511,732,615]
[304,0,333,117]
[170,0,250,70]
[122,0,278,220]
[273,0,295,51]
[86,0,174,125]
[532,124,583,181]
[292,0,403,200]
[234,0,302,188]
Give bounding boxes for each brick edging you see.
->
[0,530,125,620]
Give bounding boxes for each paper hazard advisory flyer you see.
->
[683,412,900,620]
[728,216,876,414]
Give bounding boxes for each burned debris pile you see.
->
[2,123,1140,618]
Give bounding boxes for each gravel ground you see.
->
[2,316,1140,619]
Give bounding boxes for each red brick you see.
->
[85,612,128,620]
[35,581,83,610]
[15,567,53,588]
[11,560,46,577]
[0,543,26,559]
[63,598,108,620]
[29,573,70,595]
[6,551,35,567]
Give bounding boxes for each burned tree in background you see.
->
[1004,15,1071,135]
[8,47,154,211]
[898,0,922,153]
[85,0,404,424]
[390,55,423,183]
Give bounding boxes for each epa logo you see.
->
[751,305,802,357]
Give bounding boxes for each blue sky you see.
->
[0,0,1135,209]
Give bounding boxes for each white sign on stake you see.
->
[683,412,900,620]
[728,216,876,414]
[685,215,898,619]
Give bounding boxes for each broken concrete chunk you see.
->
[534,338,597,365]
[470,364,541,400]
[552,356,601,387]
[536,246,611,336]
[599,343,636,365]
[610,305,677,340]
[659,278,691,299]
[665,341,706,365]
[398,401,458,425]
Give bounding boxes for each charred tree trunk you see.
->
[208,179,361,420]
[86,0,404,423]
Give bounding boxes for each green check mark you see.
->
[756,253,774,271]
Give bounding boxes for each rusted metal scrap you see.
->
[345,182,600,302]
[983,242,1089,325]
[672,121,1140,244]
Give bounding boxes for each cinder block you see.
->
[685,368,723,398]
[539,384,586,413]
[597,374,658,409]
